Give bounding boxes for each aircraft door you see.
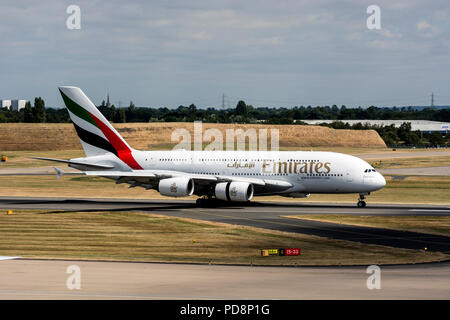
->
[346,172,353,182]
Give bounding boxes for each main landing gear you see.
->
[357,193,367,208]
[196,197,206,206]
[196,196,214,207]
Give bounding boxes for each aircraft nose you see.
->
[377,173,386,188]
[364,172,386,190]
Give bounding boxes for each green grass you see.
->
[0,210,446,265]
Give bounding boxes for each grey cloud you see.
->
[0,0,449,107]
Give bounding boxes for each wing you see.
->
[83,169,292,193]
[0,167,292,194]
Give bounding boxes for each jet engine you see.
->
[215,182,254,202]
[159,177,194,197]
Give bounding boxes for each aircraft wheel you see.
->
[196,197,212,207]
[357,200,366,208]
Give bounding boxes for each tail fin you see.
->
[58,86,142,170]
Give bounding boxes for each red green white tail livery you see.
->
[59,86,142,170]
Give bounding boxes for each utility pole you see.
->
[222,93,225,109]
[431,92,434,108]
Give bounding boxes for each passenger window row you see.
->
[159,158,321,162]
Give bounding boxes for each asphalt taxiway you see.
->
[355,150,450,160]
[0,258,449,299]
[1,197,449,300]
[1,197,449,253]
[378,166,450,176]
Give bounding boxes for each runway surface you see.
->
[1,197,449,300]
[0,259,449,299]
[379,166,450,176]
[355,150,450,160]
[1,197,450,253]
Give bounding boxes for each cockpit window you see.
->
[364,169,376,173]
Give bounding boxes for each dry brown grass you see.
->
[0,150,84,168]
[372,156,450,169]
[286,215,450,237]
[0,122,386,151]
[259,176,450,205]
[0,124,81,151]
[0,210,445,265]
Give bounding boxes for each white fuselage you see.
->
[58,86,386,202]
[122,150,386,195]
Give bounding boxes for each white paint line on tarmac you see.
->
[0,256,20,261]
[0,290,218,300]
[409,209,450,212]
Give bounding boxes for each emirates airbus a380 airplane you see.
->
[34,87,386,207]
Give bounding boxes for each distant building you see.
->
[0,99,12,109]
[298,119,450,133]
[10,99,27,111]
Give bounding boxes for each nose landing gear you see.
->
[357,193,367,208]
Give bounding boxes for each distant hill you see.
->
[0,123,386,151]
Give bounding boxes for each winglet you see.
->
[54,167,63,179]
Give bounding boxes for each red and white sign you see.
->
[285,248,301,256]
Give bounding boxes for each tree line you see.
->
[1,98,449,123]
[320,121,448,147]
[0,98,47,123]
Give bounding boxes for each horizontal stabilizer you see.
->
[0,167,83,177]
[31,157,114,170]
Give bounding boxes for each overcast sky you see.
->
[0,0,449,108]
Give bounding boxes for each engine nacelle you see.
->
[159,177,194,197]
[215,182,254,202]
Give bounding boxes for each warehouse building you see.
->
[299,120,449,133]
[11,99,27,111]
[0,99,12,109]
[0,99,27,111]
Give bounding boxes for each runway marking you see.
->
[0,256,20,261]
[179,209,450,250]
[409,209,450,212]
[208,209,371,214]
[0,290,221,300]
